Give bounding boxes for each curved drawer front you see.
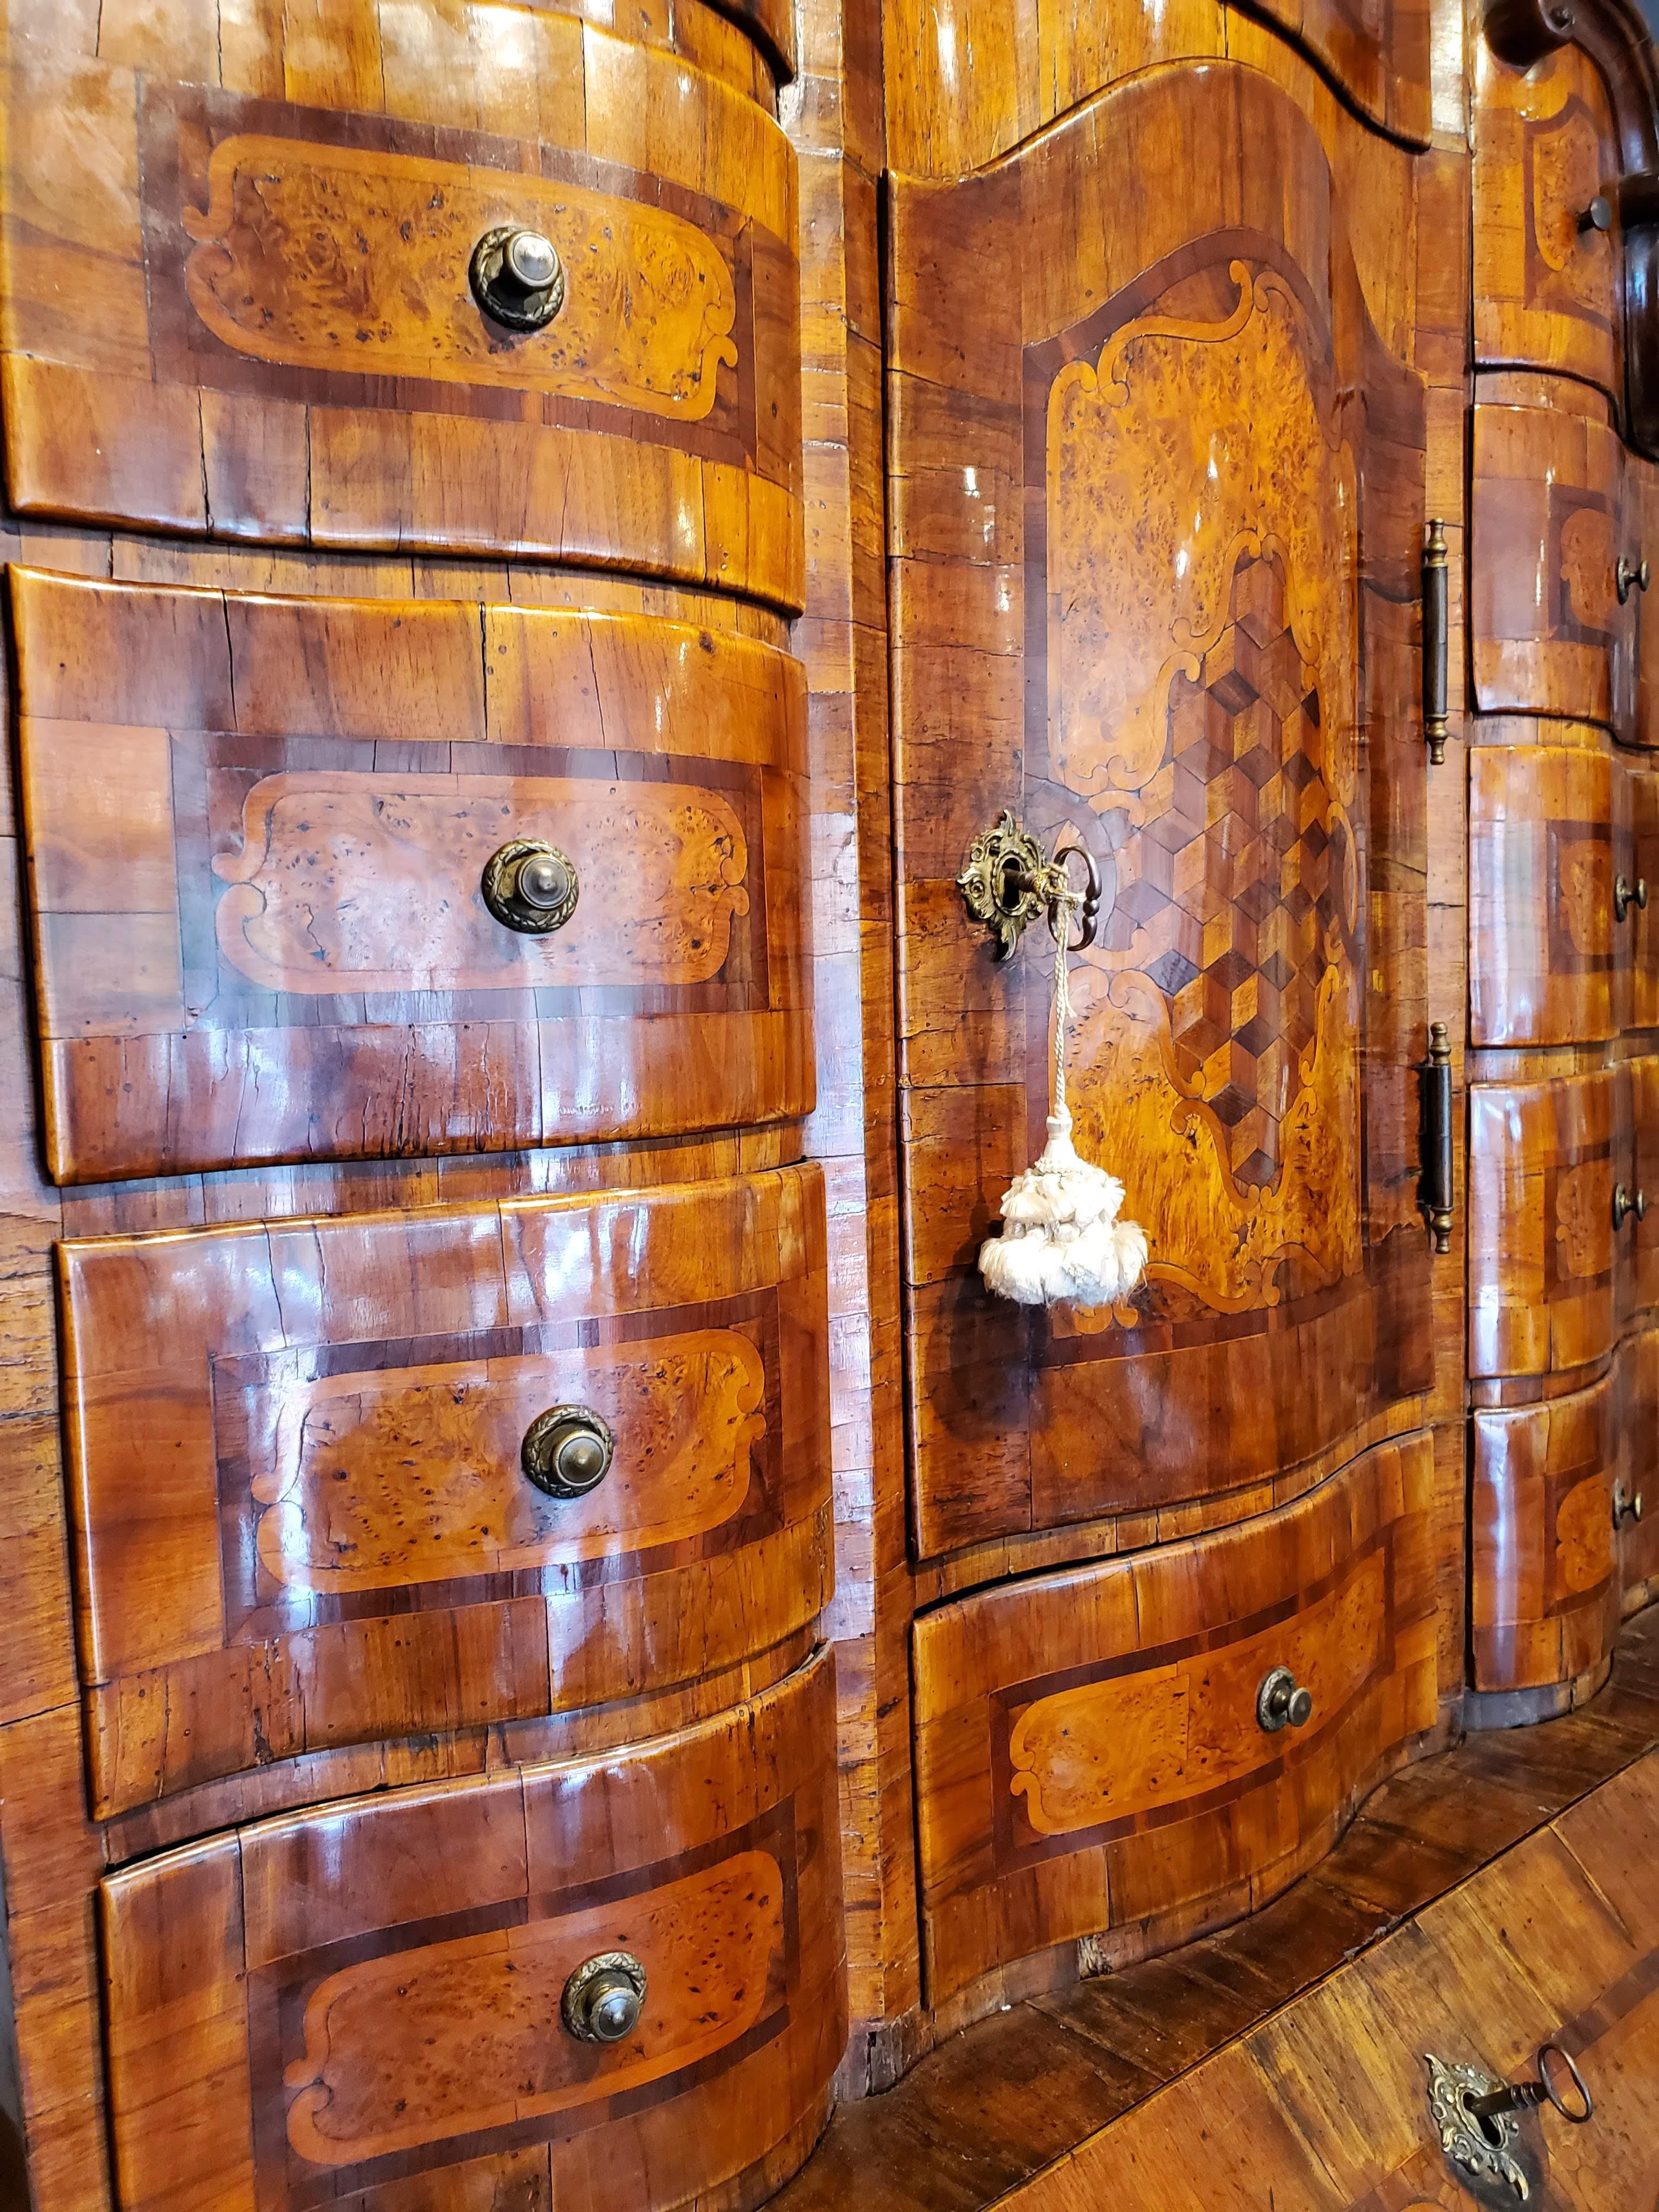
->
[1472,1370,1620,1694]
[14,569,812,1180]
[100,1649,844,2212]
[1620,1325,1659,1601]
[1471,396,1637,726]
[1633,758,1659,1016]
[1469,737,1623,1046]
[1469,1066,1629,1380]
[1473,41,1622,398]
[912,1438,1436,2011]
[0,1,802,605]
[61,1167,831,1818]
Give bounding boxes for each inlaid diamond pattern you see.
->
[1101,549,1346,1190]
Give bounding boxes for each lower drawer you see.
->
[1472,1371,1621,1694]
[1622,1326,1659,1605]
[61,1166,831,1817]
[912,1437,1437,2013]
[101,1647,844,2212]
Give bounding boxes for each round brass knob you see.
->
[521,1405,614,1499]
[1256,1664,1313,1734]
[481,839,579,935]
[1613,1182,1647,1229]
[1615,873,1649,922]
[1579,193,1614,234]
[1617,554,1652,603]
[562,1951,647,2043]
[1615,1479,1645,1526]
[469,224,566,331]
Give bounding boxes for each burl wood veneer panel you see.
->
[1468,1065,1639,1380]
[0,0,804,607]
[13,568,814,1181]
[1468,735,1626,1047]
[1472,1367,1622,1694]
[996,1748,1659,2211]
[1471,386,1639,727]
[889,63,1433,1560]
[912,1436,1437,2012]
[61,1166,831,1817]
[100,1646,844,2212]
[1474,37,1624,398]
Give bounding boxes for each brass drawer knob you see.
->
[1613,1182,1647,1229]
[1578,194,1613,234]
[562,1951,647,2042]
[1615,1479,1645,1526]
[1614,872,1648,921]
[522,1406,615,1498]
[1256,1664,1313,1733]
[1617,553,1652,603]
[482,839,579,934]
[470,225,566,331]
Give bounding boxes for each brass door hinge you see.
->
[1423,518,1449,765]
[1418,1021,1453,1253]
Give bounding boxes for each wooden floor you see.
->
[776,1605,1659,2212]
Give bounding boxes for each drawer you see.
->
[1632,756,1659,1018]
[1471,392,1638,727]
[14,569,812,1181]
[0,0,802,606]
[1472,1369,1620,1693]
[1618,1325,1659,1601]
[1468,735,1625,1047]
[911,1438,1436,2013]
[60,1167,831,1818]
[1473,40,1623,399]
[100,1647,844,2212]
[1469,1066,1630,1380]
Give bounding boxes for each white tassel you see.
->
[978,871,1147,1311]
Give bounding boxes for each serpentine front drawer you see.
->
[0,0,803,605]
[60,1166,831,1818]
[911,1436,1436,2015]
[100,1648,844,2212]
[13,568,812,1181]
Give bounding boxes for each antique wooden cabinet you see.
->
[0,0,1656,2203]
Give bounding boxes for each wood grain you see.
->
[61,1166,831,1817]
[13,569,814,1181]
[0,0,805,605]
[101,1646,845,2212]
[889,61,1435,1562]
[911,1437,1437,2016]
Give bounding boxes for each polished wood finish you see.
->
[1469,733,1623,1046]
[1471,384,1639,727]
[61,1167,830,1816]
[911,1438,1436,2015]
[13,568,814,1180]
[1473,1368,1621,1692]
[775,1606,1659,2212]
[996,1738,1659,2210]
[879,0,1429,174]
[1473,38,1623,400]
[889,60,1437,1563]
[1468,1065,1628,1381]
[0,0,804,608]
[101,1646,844,2212]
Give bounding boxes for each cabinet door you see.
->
[889,64,1436,1560]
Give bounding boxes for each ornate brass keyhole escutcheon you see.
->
[1426,2043,1592,2202]
[562,1951,647,2042]
[1618,553,1652,603]
[470,225,566,331]
[958,809,1102,960]
[1256,1665,1313,1733]
[1615,873,1648,922]
[521,1406,615,1498]
[482,839,579,935]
